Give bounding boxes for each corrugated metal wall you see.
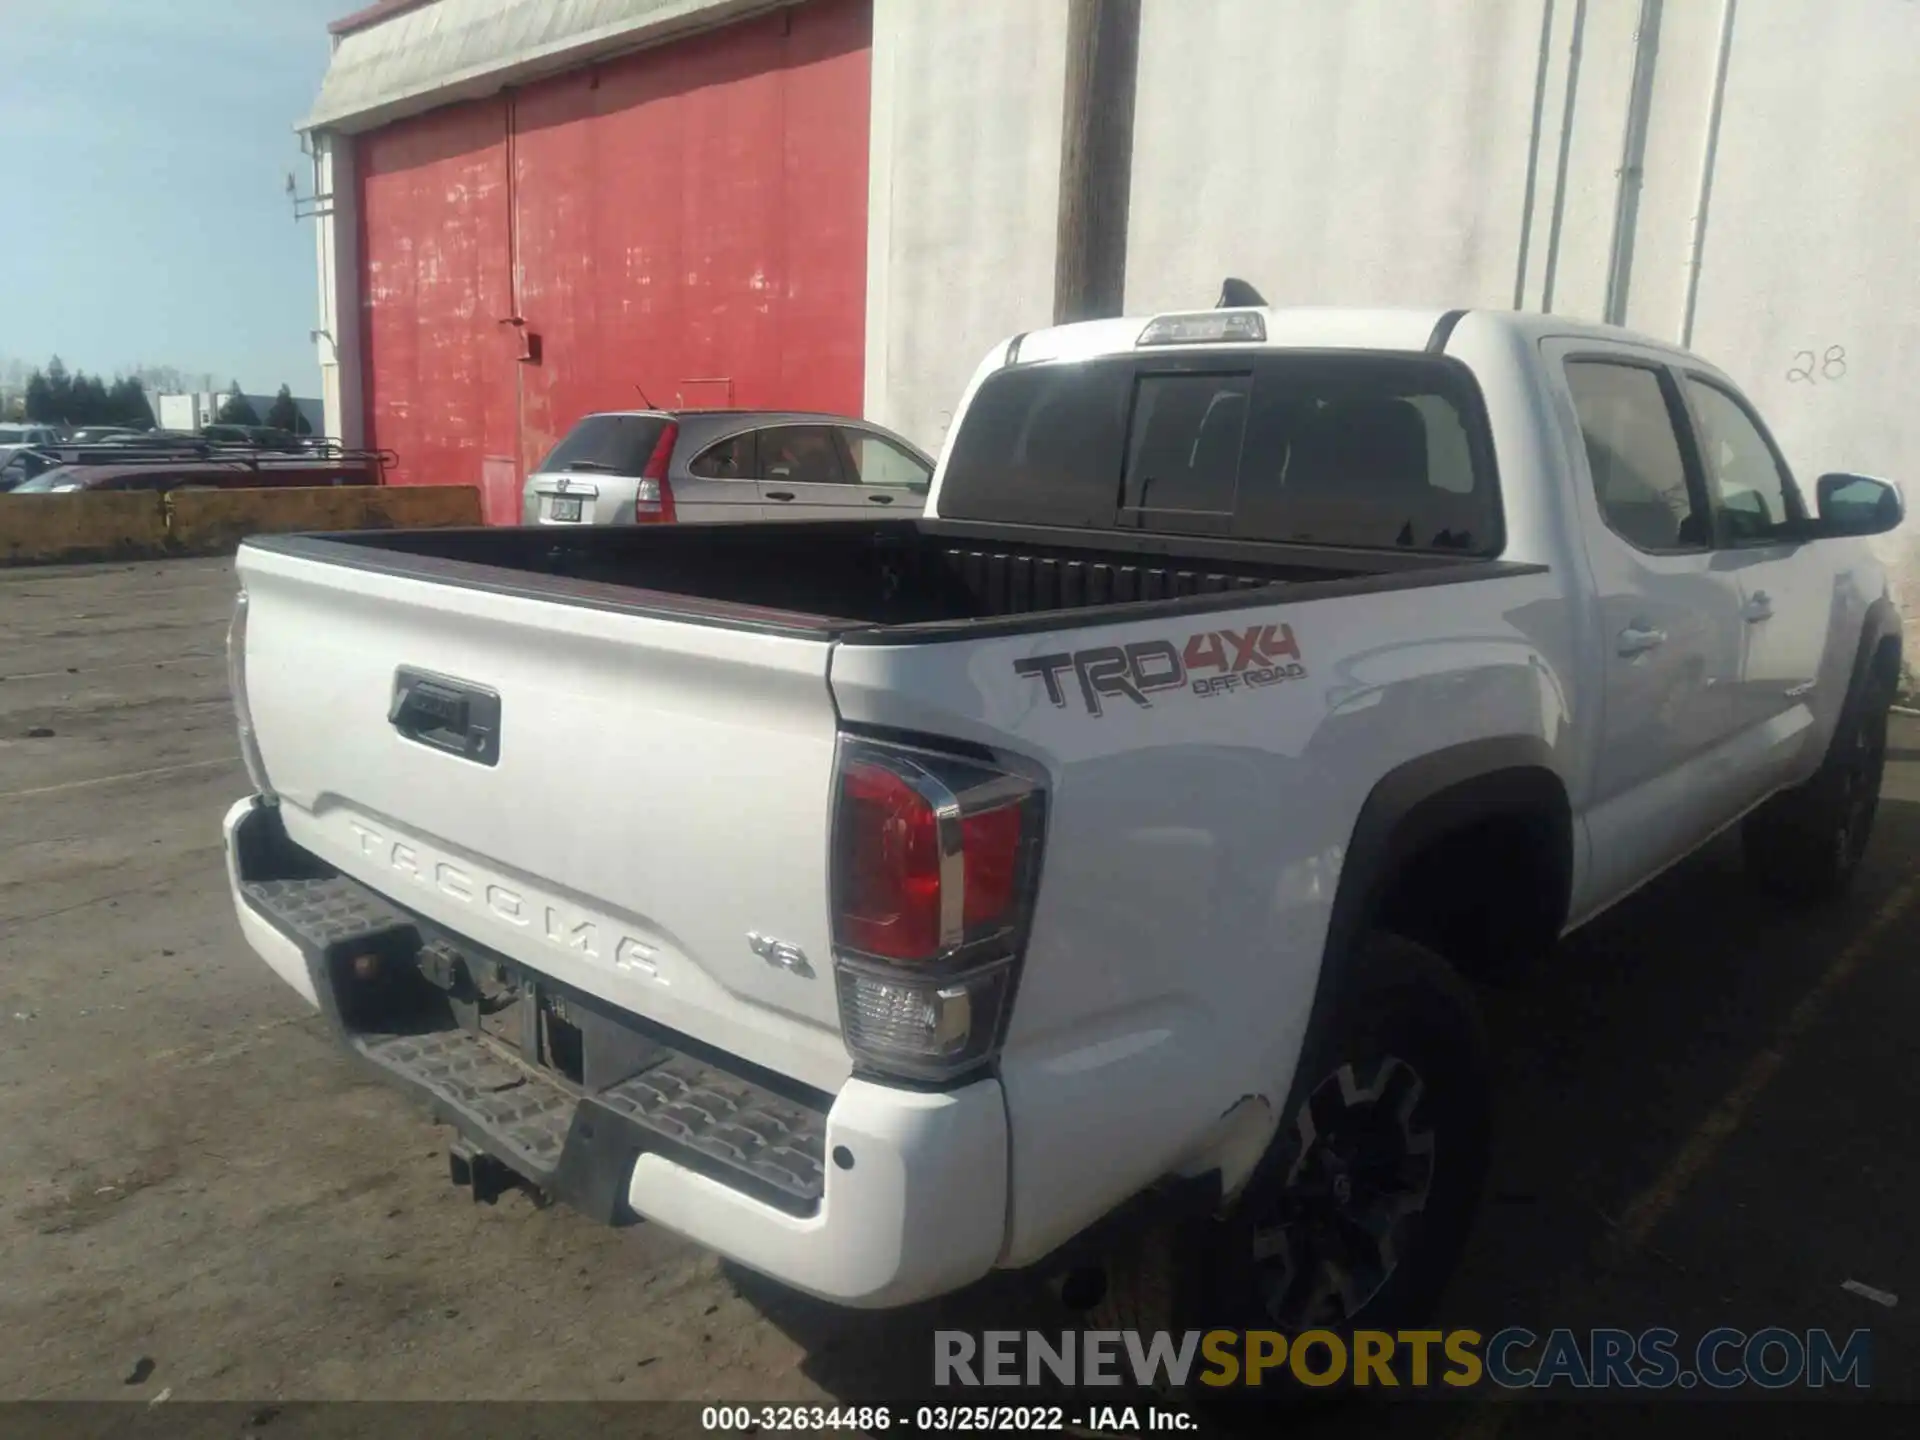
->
[356,0,871,516]
[358,98,520,514]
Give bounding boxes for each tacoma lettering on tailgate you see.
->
[1014,623,1307,717]
[345,821,667,984]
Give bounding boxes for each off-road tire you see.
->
[1090,931,1491,1401]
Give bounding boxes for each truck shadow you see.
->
[732,791,1920,1425]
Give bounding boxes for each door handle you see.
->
[1742,592,1774,624]
[1617,624,1668,657]
[389,667,501,766]
[765,490,795,502]
[867,492,894,505]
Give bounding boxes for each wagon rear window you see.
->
[536,415,671,477]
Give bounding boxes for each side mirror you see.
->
[1812,472,1904,537]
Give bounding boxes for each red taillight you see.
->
[839,759,943,960]
[960,805,1023,931]
[831,738,1046,1081]
[833,744,1039,963]
[634,422,678,523]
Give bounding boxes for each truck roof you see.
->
[1003,306,1696,366]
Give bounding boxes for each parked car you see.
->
[63,426,145,444]
[222,302,1902,1338]
[0,424,60,468]
[521,409,934,525]
[0,447,58,491]
[12,456,380,494]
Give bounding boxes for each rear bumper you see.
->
[221,795,1008,1307]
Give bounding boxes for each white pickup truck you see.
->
[222,305,1904,1339]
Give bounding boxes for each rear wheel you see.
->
[1744,663,1894,904]
[1091,931,1490,1398]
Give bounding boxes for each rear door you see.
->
[837,427,932,518]
[235,543,852,1090]
[754,424,854,518]
[672,427,765,522]
[1550,347,1748,904]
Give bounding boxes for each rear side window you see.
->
[689,432,754,479]
[536,415,669,476]
[940,351,1499,551]
[1564,361,1706,552]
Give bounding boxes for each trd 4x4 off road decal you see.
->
[1015,623,1307,717]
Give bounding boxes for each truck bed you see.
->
[247,519,1534,642]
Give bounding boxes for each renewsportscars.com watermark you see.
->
[934,1328,1873,1391]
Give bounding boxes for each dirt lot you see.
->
[3,556,1918,1423]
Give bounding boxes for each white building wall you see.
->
[862,0,1070,452]
[869,0,1919,646]
[154,391,325,432]
[1128,0,1561,316]
[155,394,199,432]
[1660,0,1920,631]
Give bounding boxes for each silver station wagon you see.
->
[522,409,935,526]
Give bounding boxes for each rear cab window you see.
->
[536,414,670,476]
[938,350,1501,552]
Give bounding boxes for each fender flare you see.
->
[1314,736,1573,1014]
[1847,597,1904,705]
[1799,599,1903,775]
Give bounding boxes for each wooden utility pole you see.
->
[1053,0,1142,325]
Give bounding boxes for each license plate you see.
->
[548,496,584,522]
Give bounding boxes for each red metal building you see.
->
[308,0,871,521]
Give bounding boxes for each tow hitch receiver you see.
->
[448,1137,542,1207]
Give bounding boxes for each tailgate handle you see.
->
[389,668,502,766]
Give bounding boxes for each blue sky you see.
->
[1,0,344,395]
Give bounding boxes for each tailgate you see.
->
[235,542,850,1092]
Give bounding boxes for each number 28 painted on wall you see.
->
[1786,346,1847,384]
